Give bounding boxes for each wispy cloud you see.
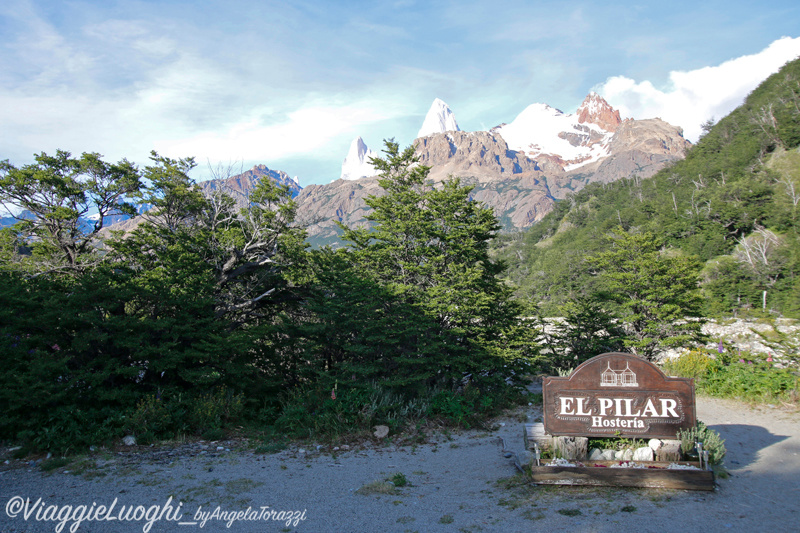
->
[1,1,799,184]
[597,37,800,141]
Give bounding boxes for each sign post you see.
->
[543,352,696,438]
[526,352,714,491]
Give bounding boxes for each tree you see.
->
[337,140,534,392]
[588,227,704,361]
[733,226,787,309]
[540,296,626,371]
[0,150,141,273]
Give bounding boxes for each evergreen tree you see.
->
[338,140,534,392]
[588,227,705,360]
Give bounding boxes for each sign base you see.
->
[529,462,715,491]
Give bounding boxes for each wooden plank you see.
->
[579,460,701,468]
[530,465,715,491]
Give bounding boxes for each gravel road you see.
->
[1,396,798,533]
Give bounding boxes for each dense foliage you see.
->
[493,57,800,319]
[664,348,798,404]
[0,144,535,452]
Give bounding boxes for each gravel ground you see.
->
[1,396,798,533]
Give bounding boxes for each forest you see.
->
[2,59,799,454]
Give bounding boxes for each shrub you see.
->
[662,348,718,379]
[677,421,727,465]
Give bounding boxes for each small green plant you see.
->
[557,508,582,516]
[254,440,287,454]
[439,514,455,524]
[40,457,71,472]
[389,472,409,487]
[676,421,727,465]
[621,505,637,513]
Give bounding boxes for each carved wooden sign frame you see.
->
[543,352,696,439]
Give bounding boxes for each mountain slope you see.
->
[493,57,800,316]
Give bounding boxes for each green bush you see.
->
[663,348,799,404]
[677,421,727,465]
[662,348,718,379]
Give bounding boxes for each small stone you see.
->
[656,440,681,462]
[216,446,224,451]
[648,438,662,451]
[46,452,52,459]
[122,435,136,446]
[373,425,390,439]
[333,447,340,451]
[600,449,616,460]
[633,446,654,462]
[589,448,604,461]
[341,445,350,450]
[622,448,634,461]
[614,450,625,460]
[298,449,306,454]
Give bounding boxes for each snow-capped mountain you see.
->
[417,98,461,138]
[341,136,379,181]
[295,92,689,245]
[492,93,621,171]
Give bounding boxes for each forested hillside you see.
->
[494,57,800,318]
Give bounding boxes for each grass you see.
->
[355,480,397,496]
[40,457,71,471]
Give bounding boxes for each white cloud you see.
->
[154,101,405,162]
[597,36,800,142]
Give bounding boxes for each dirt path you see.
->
[1,396,798,533]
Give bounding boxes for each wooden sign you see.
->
[543,352,696,439]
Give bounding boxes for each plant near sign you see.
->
[677,421,727,465]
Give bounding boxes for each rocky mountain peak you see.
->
[341,136,379,181]
[417,98,461,138]
[576,92,622,132]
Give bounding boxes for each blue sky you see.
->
[1,0,800,185]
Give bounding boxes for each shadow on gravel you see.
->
[706,423,789,469]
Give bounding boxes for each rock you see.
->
[614,450,625,459]
[122,435,136,446]
[373,425,390,439]
[633,446,654,462]
[648,438,662,451]
[589,448,604,461]
[576,92,622,132]
[656,440,682,462]
[341,445,350,450]
[622,448,634,461]
[600,449,616,461]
